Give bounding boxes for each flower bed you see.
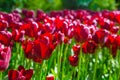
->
[0,9,120,80]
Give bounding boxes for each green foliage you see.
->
[61,0,117,10]
[116,0,120,9]
[0,0,62,12]
[0,0,118,12]
[61,0,92,9]
[21,0,62,11]
[89,0,117,11]
[0,0,15,12]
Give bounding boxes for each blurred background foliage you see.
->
[0,0,119,12]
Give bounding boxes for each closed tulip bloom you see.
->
[69,55,78,66]
[0,31,12,46]
[82,40,97,54]
[46,74,54,80]
[0,44,11,71]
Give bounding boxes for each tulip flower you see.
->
[46,74,54,80]
[8,65,33,80]
[72,44,80,56]
[69,55,78,66]
[0,31,12,46]
[74,24,90,43]
[0,44,11,71]
[82,40,97,54]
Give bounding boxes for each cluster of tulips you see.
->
[0,9,120,80]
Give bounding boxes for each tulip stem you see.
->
[57,45,61,80]
[0,72,2,80]
[93,47,99,80]
[77,44,82,80]
[57,43,64,80]
[62,44,68,80]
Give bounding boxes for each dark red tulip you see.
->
[0,20,8,31]
[33,57,43,64]
[82,40,97,54]
[36,10,46,21]
[22,9,34,18]
[26,10,34,18]
[69,55,78,66]
[74,24,90,43]
[0,31,12,46]
[8,65,33,80]
[92,29,109,45]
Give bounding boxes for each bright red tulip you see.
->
[72,44,80,56]
[46,74,54,80]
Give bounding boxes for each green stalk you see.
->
[57,43,64,80]
[0,72,2,80]
[39,64,42,80]
[72,67,76,80]
[16,43,20,68]
[19,44,24,66]
[62,44,68,80]
[77,44,82,80]
[93,47,100,80]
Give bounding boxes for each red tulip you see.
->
[72,44,80,56]
[69,55,78,66]
[33,33,54,60]
[82,40,97,54]
[22,40,33,59]
[22,9,34,18]
[115,14,120,24]
[20,21,38,37]
[100,19,114,31]
[110,26,119,34]
[0,20,8,31]
[12,29,25,42]
[104,34,116,48]
[92,29,109,45]
[74,24,90,43]
[36,10,46,21]
[46,74,54,80]
[8,65,33,80]
[53,31,64,44]
[0,31,12,46]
